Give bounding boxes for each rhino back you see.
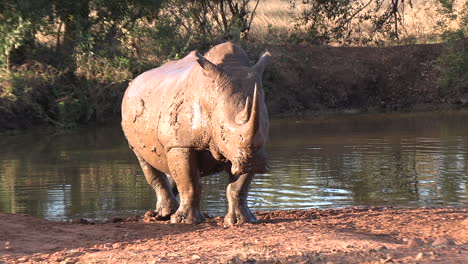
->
[121,52,200,172]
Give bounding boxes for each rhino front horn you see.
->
[243,84,259,143]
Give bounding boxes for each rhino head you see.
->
[196,51,271,176]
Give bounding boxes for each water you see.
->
[1,111,467,220]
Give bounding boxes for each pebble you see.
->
[72,218,89,224]
[432,237,455,247]
[240,252,249,260]
[415,252,424,260]
[377,246,388,251]
[380,256,393,263]
[226,256,241,264]
[103,243,113,249]
[407,238,424,248]
[112,242,122,249]
[4,241,11,251]
[60,259,75,264]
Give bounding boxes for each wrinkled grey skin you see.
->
[121,42,271,225]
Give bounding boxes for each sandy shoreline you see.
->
[1,207,467,263]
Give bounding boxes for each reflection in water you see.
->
[1,111,467,220]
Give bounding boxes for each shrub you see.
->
[435,1,468,102]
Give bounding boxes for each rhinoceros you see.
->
[121,42,270,225]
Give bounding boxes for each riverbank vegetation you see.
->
[0,0,467,129]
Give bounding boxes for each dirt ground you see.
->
[1,207,467,263]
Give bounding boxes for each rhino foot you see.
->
[154,201,178,220]
[170,207,206,224]
[224,206,257,226]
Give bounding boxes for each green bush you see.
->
[435,1,468,103]
[436,30,468,102]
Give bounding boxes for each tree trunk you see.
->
[57,0,90,54]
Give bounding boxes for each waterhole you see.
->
[1,111,467,220]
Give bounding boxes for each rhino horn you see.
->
[243,84,259,144]
[235,96,251,125]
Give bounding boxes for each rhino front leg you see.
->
[166,174,179,198]
[224,172,257,226]
[135,154,179,219]
[166,148,206,224]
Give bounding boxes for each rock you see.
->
[71,218,89,224]
[191,255,201,260]
[103,243,113,249]
[111,217,123,223]
[125,215,140,222]
[377,246,388,251]
[380,256,393,263]
[145,211,156,218]
[240,252,249,261]
[3,241,11,251]
[407,238,424,248]
[112,243,122,249]
[225,256,242,264]
[144,211,157,223]
[432,237,455,247]
[60,259,76,264]
[415,252,424,260]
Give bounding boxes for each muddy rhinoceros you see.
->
[121,42,270,225]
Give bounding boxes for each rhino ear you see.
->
[252,51,272,75]
[195,51,227,81]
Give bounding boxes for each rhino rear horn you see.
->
[252,51,272,75]
[195,52,229,83]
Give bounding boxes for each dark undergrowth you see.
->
[1,39,467,131]
[0,1,466,130]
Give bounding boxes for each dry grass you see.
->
[249,0,292,33]
[249,0,466,45]
[248,0,300,42]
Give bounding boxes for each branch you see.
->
[219,0,229,32]
[247,0,260,32]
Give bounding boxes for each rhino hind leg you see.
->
[135,153,179,220]
[224,172,257,226]
[166,148,206,224]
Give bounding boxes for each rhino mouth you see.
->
[230,154,269,176]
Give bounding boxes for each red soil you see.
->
[1,207,467,263]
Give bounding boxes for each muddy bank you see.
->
[1,207,467,263]
[263,43,460,115]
